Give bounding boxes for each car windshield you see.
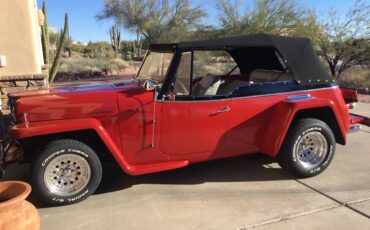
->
[136,51,174,82]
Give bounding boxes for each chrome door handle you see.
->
[210,106,231,116]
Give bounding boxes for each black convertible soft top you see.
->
[149,33,334,84]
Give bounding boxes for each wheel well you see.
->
[292,107,345,145]
[20,129,115,163]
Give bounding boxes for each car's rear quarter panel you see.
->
[225,87,349,157]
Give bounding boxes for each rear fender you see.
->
[259,97,347,157]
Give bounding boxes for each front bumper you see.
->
[0,95,23,178]
[0,135,24,178]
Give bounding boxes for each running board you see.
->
[127,160,189,175]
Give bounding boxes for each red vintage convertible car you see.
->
[1,34,369,205]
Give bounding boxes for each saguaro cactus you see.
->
[41,1,49,64]
[110,25,121,55]
[49,13,69,84]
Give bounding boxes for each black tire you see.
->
[32,139,102,206]
[278,118,336,178]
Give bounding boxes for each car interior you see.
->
[172,48,294,98]
[191,70,294,96]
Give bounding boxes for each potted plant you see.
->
[0,181,40,230]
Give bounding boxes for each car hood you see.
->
[11,80,143,122]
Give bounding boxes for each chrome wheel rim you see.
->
[44,154,91,196]
[296,131,328,170]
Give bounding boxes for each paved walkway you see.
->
[3,103,370,229]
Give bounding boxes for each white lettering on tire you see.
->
[51,189,89,203]
[42,149,65,166]
[42,149,88,167]
[67,149,88,158]
[67,189,89,202]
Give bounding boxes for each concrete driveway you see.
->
[3,103,370,230]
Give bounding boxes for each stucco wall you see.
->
[0,0,44,77]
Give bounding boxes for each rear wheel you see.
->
[278,118,336,178]
[32,139,102,205]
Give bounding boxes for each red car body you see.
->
[2,34,369,205]
[6,80,352,175]
[0,35,369,180]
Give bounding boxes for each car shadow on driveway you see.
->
[11,154,293,208]
[95,154,294,195]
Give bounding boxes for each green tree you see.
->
[64,30,73,57]
[48,31,61,54]
[217,0,304,34]
[317,0,370,78]
[97,0,206,51]
[216,0,321,39]
[289,13,322,43]
[109,25,121,56]
[97,0,162,56]
[83,42,115,59]
[48,31,73,57]
[41,1,50,64]
[49,13,69,84]
[159,0,207,42]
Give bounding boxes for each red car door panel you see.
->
[160,100,231,156]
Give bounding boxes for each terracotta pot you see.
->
[0,181,40,230]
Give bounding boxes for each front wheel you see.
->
[32,139,102,205]
[278,118,336,178]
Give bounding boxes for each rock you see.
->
[2,110,11,115]
[27,86,42,91]
[0,74,47,81]
[28,80,45,86]
[1,99,7,107]
[0,81,16,87]
[15,81,28,87]
[1,87,27,95]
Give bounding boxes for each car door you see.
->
[159,51,231,158]
[160,100,231,156]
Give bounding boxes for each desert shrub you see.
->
[339,66,370,89]
[71,43,85,53]
[82,42,116,58]
[193,51,239,76]
[103,58,129,72]
[59,53,128,74]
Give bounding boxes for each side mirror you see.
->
[143,80,156,91]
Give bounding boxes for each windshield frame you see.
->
[135,50,175,83]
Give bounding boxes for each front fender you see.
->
[259,97,347,157]
[10,118,188,175]
[10,118,136,172]
[11,118,107,140]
